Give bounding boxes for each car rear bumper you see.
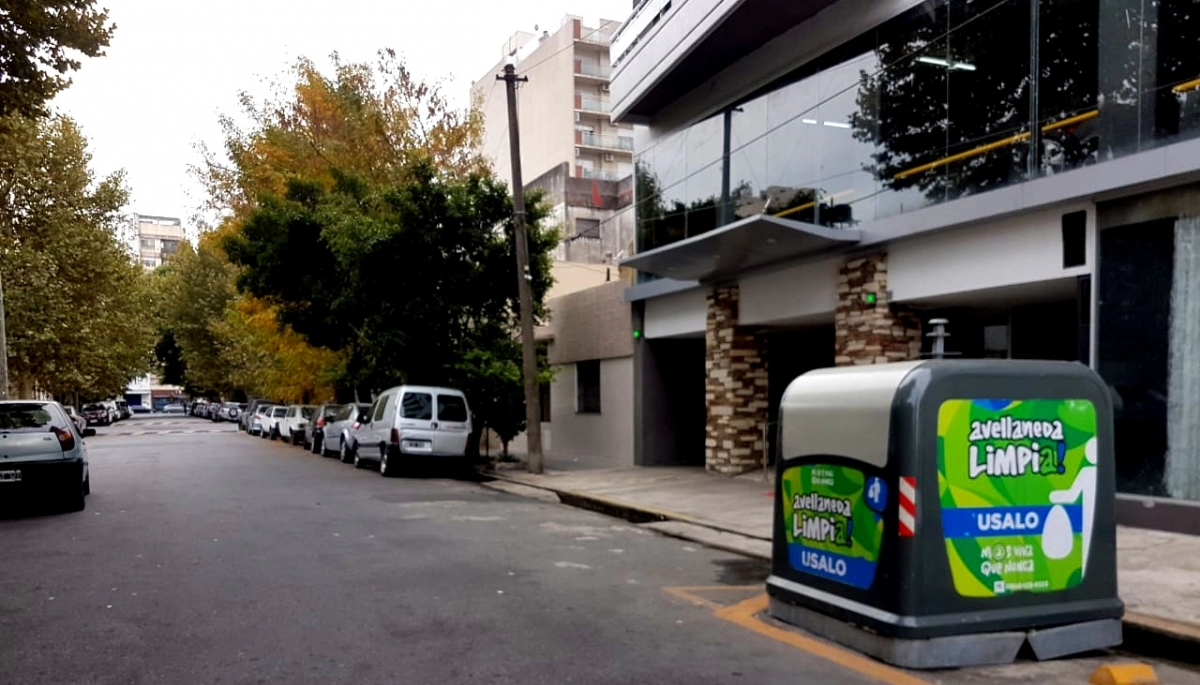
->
[0,458,84,499]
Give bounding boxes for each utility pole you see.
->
[498,62,544,474]
[0,268,9,400]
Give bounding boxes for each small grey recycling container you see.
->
[766,359,1123,669]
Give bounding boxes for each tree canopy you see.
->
[166,51,557,448]
[0,0,115,119]
[0,114,154,399]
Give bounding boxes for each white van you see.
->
[354,385,472,475]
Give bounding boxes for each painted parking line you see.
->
[664,586,932,685]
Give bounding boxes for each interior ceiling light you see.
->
[801,118,818,125]
[916,55,977,71]
[823,120,851,128]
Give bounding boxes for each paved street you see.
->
[2,415,1198,685]
[0,415,868,685]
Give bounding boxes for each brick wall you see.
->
[705,285,769,475]
[835,254,921,365]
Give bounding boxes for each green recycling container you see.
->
[767,359,1123,668]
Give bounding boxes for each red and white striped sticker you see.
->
[898,476,916,537]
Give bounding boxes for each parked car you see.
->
[130,405,152,415]
[114,400,131,421]
[0,401,93,511]
[102,401,120,423]
[248,404,273,436]
[324,403,371,461]
[335,404,375,464]
[262,405,288,440]
[306,403,343,455]
[81,402,111,426]
[161,404,185,415]
[240,399,264,431]
[63,406,88,434]
[352,386,472,475]
[279,405,316,445]
[216,402,242,422]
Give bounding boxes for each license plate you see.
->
[402,440,431,451]
[0,470,21,483]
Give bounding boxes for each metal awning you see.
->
[620,214,861,282]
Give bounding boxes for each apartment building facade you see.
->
[472,15,636,266]
[599,0,1200,520]
[133,214,184,270]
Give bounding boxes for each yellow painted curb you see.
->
[1089,663,1159,685]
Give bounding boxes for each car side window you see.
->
[372,395,390,422]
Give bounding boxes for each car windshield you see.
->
[272,407,287,417]
[0,403,55,432]
[301,406,316,419]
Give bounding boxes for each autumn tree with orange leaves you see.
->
[161,51,556,449]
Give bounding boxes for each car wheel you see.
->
[353,447,366,469]
[339,440,353,464]
[379,447,392,477]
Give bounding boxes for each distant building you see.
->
[132,215,185,270]
[472,15,635,274]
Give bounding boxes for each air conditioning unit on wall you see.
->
[603,153,615,162]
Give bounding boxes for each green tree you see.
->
[0,114,155,399]
[0,1,115,119]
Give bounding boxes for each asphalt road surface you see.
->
[1,415,1197,685]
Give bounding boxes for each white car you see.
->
[352,385,472,475]
[280,405,317,446]
[261,405,288,440]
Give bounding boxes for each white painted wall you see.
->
[888,204,1094,302]
[644,287,707,338]
[548,357,634,468]
[738,257,840,326]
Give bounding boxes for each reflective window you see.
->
[633,0,1200,256]
[401,393,432,420]
[436,395,468,422]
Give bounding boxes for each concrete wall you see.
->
[548,356,634,467]
[547,281,633,364]
[738,257,840,326]
[643,287,706,338]
[888,204,1094,302]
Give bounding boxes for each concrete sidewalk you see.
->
[486,462,1200,645]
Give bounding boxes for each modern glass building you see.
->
[608,0,1200,521]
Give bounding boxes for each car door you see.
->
[433,393,471,455]
[396,390,436,453]
[367,394,394,447]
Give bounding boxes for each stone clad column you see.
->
[705,285,769,475]
[835,254,921,365]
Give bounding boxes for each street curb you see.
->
[482,468,772,542]
[480,468,1200,657]
[1121,612,1200,664]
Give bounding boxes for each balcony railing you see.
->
[575,61,611,79]
[579,168,624,181]
[575,94,610,113]
[577,131,634,151]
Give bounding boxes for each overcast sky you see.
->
[52,0,632,224]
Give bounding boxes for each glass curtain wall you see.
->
[634,0,1200,255]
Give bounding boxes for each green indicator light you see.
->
[633,329,642,339]
[862,292,878,305]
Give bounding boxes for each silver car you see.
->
[0,401,93,511]
[353,385,472,476]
